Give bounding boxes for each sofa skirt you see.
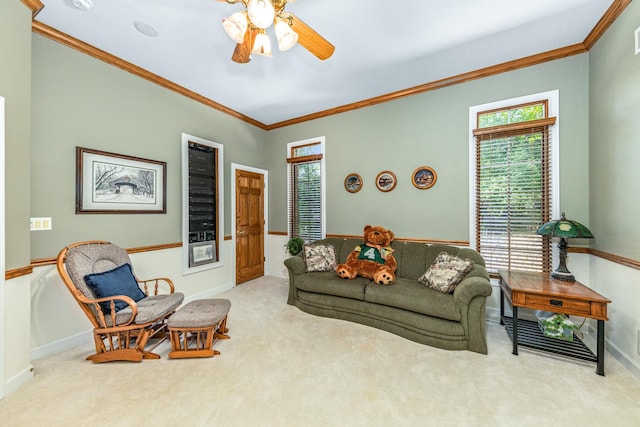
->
[295,290,469,352]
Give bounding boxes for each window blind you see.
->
[474,117,555,274]
[288,159,322,241]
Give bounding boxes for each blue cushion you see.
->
[84,263,146,313]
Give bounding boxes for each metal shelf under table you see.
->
[502,316,596,363]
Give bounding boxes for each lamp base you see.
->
[551,237,576,282]
[551,270,575,282]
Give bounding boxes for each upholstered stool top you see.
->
[168,298,231,329]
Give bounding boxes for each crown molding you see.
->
[265,43,588,129]
[584,0,631,50]
[21,0,44,18]
[31,21,269,130]
[28,0,629,130]
[266,0,629,129]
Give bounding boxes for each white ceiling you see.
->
[35,0,614,126]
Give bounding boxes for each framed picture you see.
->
[189,241,217,267]
[344,173,363,193]
[375,171,397,192]
[76,146,166,214]
[411,166,437,190]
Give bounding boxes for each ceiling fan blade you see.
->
[289,14,335,60]
[231,27,257,64]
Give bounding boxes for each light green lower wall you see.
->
[266,54,590,240]
[1,0,32,269]
[30,35,269,260]
[589,0,640,260]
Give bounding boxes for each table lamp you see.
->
[536,212,594,282]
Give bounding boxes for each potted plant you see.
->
[285,237,305,256]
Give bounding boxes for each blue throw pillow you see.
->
[84,263,147,313]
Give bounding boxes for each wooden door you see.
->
[235,169,265,284]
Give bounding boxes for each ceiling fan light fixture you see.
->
[247,0,275,29]
[252,31,273,57]
[222,11,248,44]
[275,19,298,51]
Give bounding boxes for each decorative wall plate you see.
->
[411,166,437,190]
[376,171,397,192]
[344,173,363,193]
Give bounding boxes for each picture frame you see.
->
[411,166,437,190]
[344,173,363,193]
[189,240,217,267]
[375,171,397,192]
[76,146,167,214]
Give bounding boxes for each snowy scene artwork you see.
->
[76,147,166,214]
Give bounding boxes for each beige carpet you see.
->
[1,276,639,427]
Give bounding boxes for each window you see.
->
[470,92,558,275]
[287,137,325,241]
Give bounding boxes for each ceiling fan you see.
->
[218,0,335,63]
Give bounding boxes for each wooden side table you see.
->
[498,270,611,375]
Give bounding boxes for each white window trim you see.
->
[286,136,326,239]
[468,90,560,250]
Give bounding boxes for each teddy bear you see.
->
[336,225,397,285]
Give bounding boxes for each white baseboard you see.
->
[31,330,92,361]
[3,364,34,397]
[31,282,235,361]
[584,323,640,381]
[183,281,234,302]
[606,339,640,380]
[486,306,501,323]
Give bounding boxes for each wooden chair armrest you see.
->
[136,277,175,295]
[78,294,138,328]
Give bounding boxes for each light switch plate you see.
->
[635,26,640,55]
[30,217,52,231]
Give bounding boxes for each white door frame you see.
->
[1,96,6,399]
[231,163,268,285]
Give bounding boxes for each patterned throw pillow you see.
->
[418,252,474,293]
[304,244,337,272]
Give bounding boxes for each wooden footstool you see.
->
[168,298,231,359]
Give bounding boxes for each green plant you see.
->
[285,237,305,256]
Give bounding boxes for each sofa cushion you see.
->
[393,241,428,280]
[419,252,474,294]
[365,278,461,321]
[337,239,365,263]
[303,243,337,272]
[295,272,368,301]
[84,263,146,313]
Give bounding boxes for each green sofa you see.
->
[285,238,493,354]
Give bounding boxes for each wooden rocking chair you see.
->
[56,241,184,363]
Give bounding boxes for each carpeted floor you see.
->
[1,276,639,427]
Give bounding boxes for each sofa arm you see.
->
[284,255,307,276]
[453,276,492,307]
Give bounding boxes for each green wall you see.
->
[266,54,591,242]
[1,0,32,269]
[30,35,269,260]
[589,0,640,260]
